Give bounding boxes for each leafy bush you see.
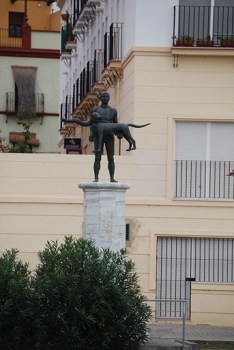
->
[33,237,151,349]
[0,237,151,350]
[0,249,34,349]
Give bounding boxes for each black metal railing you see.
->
[73,0,88,25]
[73,81,80,111]
[174,160,234,199]
[93,49,104,82]
[79,61,96,101]
[73,0,106,26]
[104,23,123,68]
[6,92,44,113]
[0,28,22,47]
[60,103,66,128]
[173,6,234,46]
[65,95,74,119]
[60,96,74,128]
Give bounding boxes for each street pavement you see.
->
[148,323,234,342]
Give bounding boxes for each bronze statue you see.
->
[62,92,150,182]
[91,111,150,152]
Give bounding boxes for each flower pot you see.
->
[220,40,234,47]
[59,128,70,135]
[9,132,40,147]
[61,13,68,21]
[196,40,214,47]
[176,40,193,47]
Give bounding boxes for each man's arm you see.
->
[112,108,123,139]
[112,108,118,124]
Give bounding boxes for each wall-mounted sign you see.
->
[64,138,81,149]
[66,149,82,155]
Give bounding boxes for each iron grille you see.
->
[126,223,130,241]
[173,6,234,46]
[174,160,234,199]
[94,49,104,82]
[156,237,234,319]
[104,23,123,68]
[6,92,44,113]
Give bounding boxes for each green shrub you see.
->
[0,238,151,349]
[33,237,151,350]
[0,249,34,349]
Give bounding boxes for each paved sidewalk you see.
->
[148,323,234,342]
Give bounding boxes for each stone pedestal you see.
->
[78,182,131,251]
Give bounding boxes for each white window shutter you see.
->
[175,121,207,160]
[210,123,234,161]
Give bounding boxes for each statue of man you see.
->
[63,92,120,182]
[62,92,150,182]
[90,91,119,183]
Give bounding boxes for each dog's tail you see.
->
[127,123,151,128]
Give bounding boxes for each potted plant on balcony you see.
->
[65,12,75,41]
[218,36,234,47]
[175,35,194,47]
[196,34,214,47]
[61,13,68,21]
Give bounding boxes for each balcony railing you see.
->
[174,160,234,199]
[6,92,44,113]
[173,6,234,47]
[0,28,22,47]
[94,49,104,82]
[73,0,88,25]
[104,23,123,68]
[73,0,106,27]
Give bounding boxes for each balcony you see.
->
[60,22,123,130]
[6,92,45,117]
[173,6,234,47]
[174,160,234,199]
[103,23,123,87]
[72,0,106,42]
[104,23,123,67]
[0,28,22,47]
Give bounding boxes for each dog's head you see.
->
[91,111,103,123]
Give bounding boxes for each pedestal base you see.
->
[79,182,131,251]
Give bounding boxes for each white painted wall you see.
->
[31,31,60,50]
[59,0,181,110]
[135,0,179,47]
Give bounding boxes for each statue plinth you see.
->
[78,182,131,251]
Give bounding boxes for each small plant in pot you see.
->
[218,36,234,47]
[175,35,194,46]
[65,11,75,41]
[197,34,214,47]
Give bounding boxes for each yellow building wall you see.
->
[191,283,234,327]
[1,153,234,326]
[0,0,60,31]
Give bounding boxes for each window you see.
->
[156,237,234,319]
[174,121,234,199]
[9,12,24,38]
[175,0,234,46]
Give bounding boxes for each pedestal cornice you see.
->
[78,182,131,191]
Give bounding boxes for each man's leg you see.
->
[106,136,117,182]
[93,151,101,182]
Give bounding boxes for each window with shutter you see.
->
[9,12,24,38]
[156,237,234,319]
[174,121,234,199]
